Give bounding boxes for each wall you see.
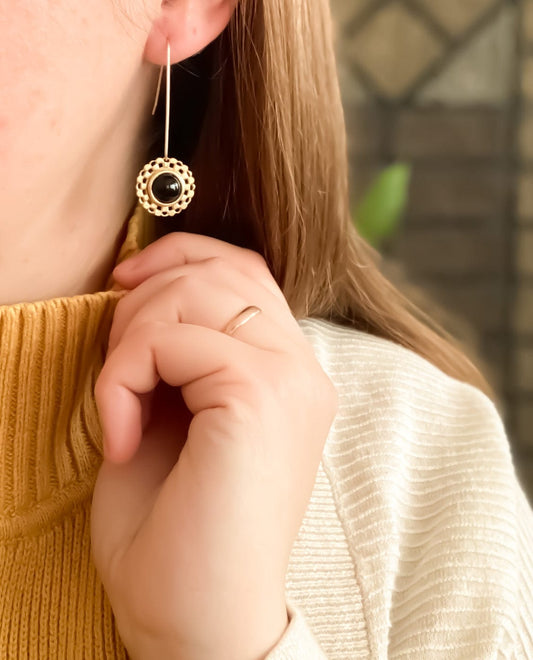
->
[331,0,532,500]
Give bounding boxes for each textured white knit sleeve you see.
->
[514,485,533,658]
[296,318,533,659]
[380,382,533,659]
[266,602,327,659]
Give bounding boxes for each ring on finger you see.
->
[223,306,262,336]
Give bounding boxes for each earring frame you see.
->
[135,42,196,218]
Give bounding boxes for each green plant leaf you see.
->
[354,163,411,247]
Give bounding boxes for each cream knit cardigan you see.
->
[267,318,533,659]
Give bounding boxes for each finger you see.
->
[109,278,291,356]
[95,320,276,464]
[108,263,299,354]
[114,232,278,296]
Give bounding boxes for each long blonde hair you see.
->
[160,0,493,398]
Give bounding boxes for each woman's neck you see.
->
[0,165,138,306]
[0,70,155,306]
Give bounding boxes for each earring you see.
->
[136,42,196,217]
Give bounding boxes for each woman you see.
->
[0,0,531,658]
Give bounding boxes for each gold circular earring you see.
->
[136,43,196,217]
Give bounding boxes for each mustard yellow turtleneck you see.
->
[0,206,149,658]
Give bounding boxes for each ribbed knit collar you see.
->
[0,205,148,536]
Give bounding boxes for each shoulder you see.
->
[299,317,531,657]
[298,316,506,448]
[298,316,514,500]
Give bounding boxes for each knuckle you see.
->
[228,244,269,274]
[93,373,105,401]
[204,255,225,270]
[199,255,232,280]
[216,368,269,413]
[244,248,267,268]
[161,231,186,251]
[281,353,338,416]
[132,318,166,340]
[113,292,133,325]
[121,319,166,349]
[94,367,112,405]
[247,250,270,276]
[169,273,198,297]
[222,387,268,429]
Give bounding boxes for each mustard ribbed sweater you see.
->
[0,211,144,658]
[1,208,532,658]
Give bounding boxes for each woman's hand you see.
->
[91,233,338,660]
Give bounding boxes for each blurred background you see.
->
[329,0,532,501]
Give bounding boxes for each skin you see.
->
[94,240,338,658]
[2,1,338,658]
[0,0,233,305]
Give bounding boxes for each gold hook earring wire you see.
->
[151,42,171,159]
[137,41,195,217]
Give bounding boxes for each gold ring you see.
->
[223,306,262,336]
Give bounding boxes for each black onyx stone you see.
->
[151,172,182,204]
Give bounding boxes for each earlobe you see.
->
[144,0,237,66]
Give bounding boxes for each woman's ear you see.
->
[144,0,237,65]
